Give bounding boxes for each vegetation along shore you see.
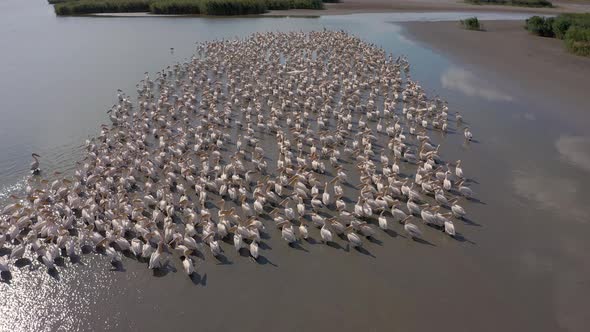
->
[526,13,590,56]
[48,0,335,16]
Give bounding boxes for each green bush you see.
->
[525,13,590,56]
[198,0,267,15]
[54,0,151,15]
[150,0,201,14]
[460,17,482,30]
[553,13,590,39]
[565,27,590,56]
[525,16,554,37]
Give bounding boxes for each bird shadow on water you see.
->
[346,244,376,258]
[367,236,383,246]
[48,268,60,281]
[14,258,32,268]
[190,272,207,286]
[254,255,278,267]
[110,261,126,272]
[326,241,343,250]
[460,216,481,227]
[153,264,176,277]
[413,238,436,246]
[0,271,12,283]
[288,242,309,252]
[384,229,399,238]
[453,233,476,245]
[259,241,272,250]
[305,237,318,245]
[215,254,233,265]
[467,197,486,205]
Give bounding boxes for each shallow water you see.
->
[1,1,590,332]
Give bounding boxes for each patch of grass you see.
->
[526,13,590,56]
[460,17,483,30]
[50,0,324,15]
[466,0,553,8]
[565,27,590,56]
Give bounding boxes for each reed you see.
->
[52,0,324,15]
[54,0,151,15]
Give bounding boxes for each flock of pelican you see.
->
[0,31,475,279]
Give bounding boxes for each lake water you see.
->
[1,1,589,332]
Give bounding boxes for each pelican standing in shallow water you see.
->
[0,31,478,279]
[30,153,41,174]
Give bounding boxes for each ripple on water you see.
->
[0,256,118,332]
[512,170,589,223]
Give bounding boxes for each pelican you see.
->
[345,226,362,248]
[464,127,473,141]
[277,221,296,244]
[450,198,466,218]
[378,211,388,230]
[401,216,423,239]
[149,242,166,269]
[299,220,309,239]
[320,221,333,243]
[30,153,41,174]
[181,255,195,275]
[249,240,259,259]
[0,31,477,278]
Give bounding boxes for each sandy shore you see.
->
[265,0,590,16]
[401,20,590,122]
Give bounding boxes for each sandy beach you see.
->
[265,0,590,16]
[401,20,590,123]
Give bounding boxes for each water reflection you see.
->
[512,171,589,223]
[555,135,590,173]
[441,67,512,102]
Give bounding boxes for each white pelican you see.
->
[320,221,333,243]
[181,255,195,275]
[378,211,388,230]
[299,221,309,239]
[450,199,466,219]
[249,241,259,259]
[464,127,473,141]
[149,242,166,269]
[345,226,362,248]
[401,216,423,239]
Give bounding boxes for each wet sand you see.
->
[401,20,590,124]
[265,0,590,16]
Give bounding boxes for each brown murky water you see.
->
[1,1,589,332]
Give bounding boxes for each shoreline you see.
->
[74,0,590,17]
[400,19,590,123]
